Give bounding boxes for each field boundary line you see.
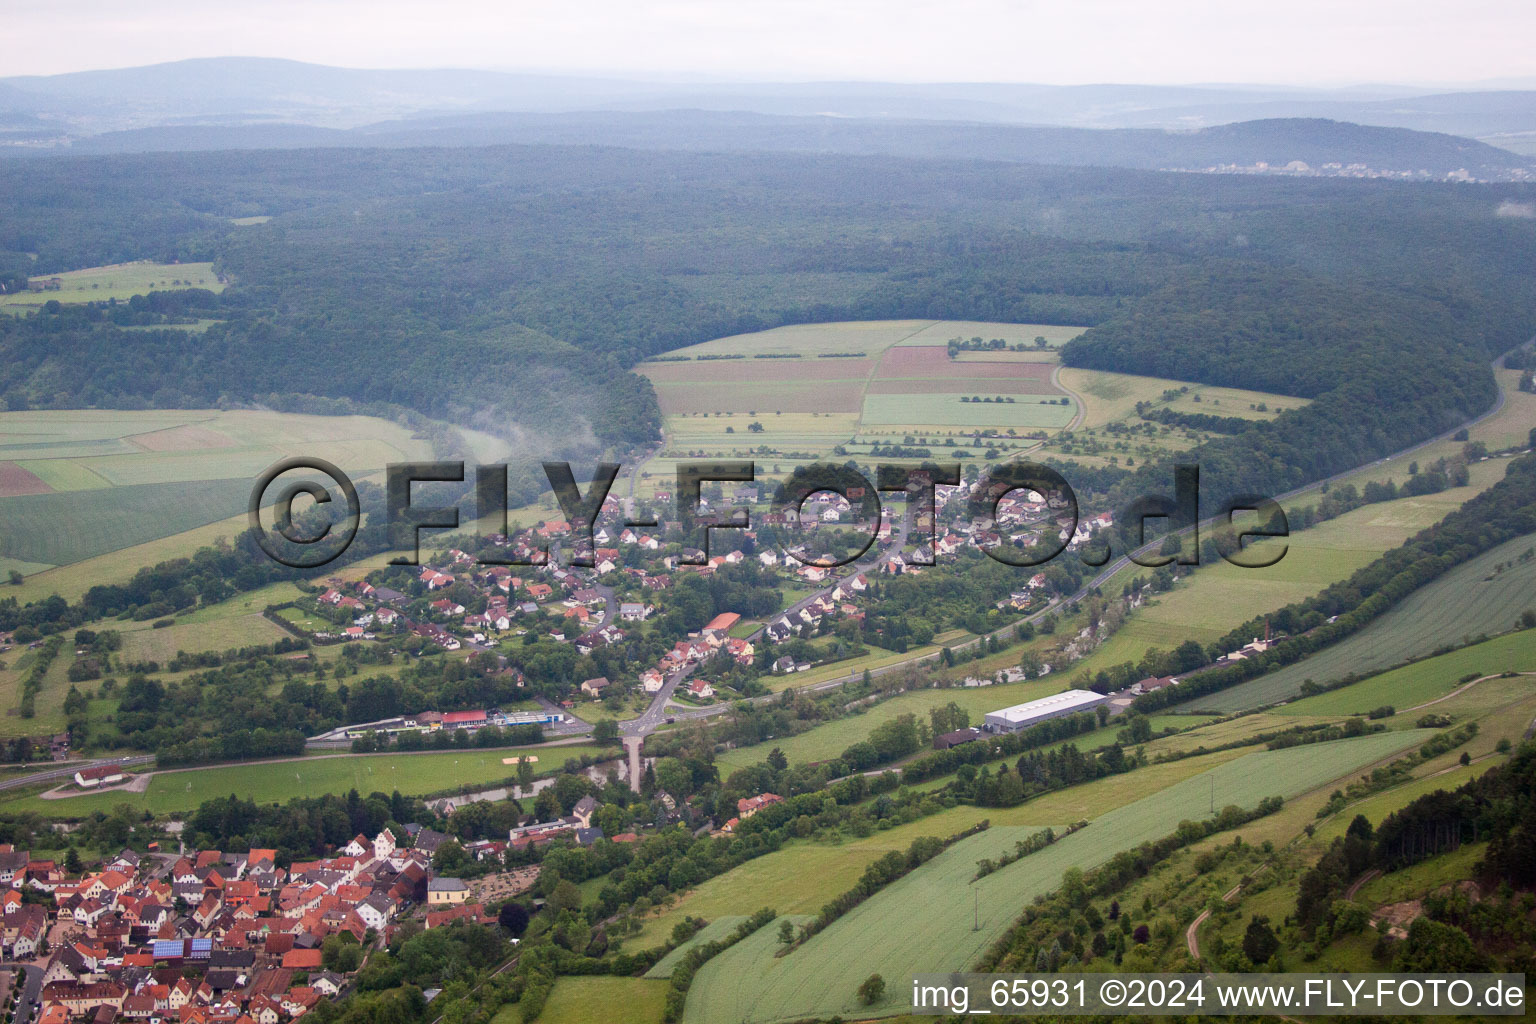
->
[1403,670,1536,712]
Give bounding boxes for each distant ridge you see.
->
[14,108,1528,182]
[4,57,1536,140]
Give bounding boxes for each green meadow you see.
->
[2,743,612,817]
[1192,533,1536,713]
[685,731,1428,1024]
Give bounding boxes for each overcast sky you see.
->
[5,0,1533,86]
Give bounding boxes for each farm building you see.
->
[74,765,127,789]
[933,727,981,750]
[983,689,1108,734]
[1130,675,1181,695]
[703,612,741,635]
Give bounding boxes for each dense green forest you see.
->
[1,146,1532,493]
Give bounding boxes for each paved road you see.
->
[622,664,694,736]
[0,755,152,793]
[744,517,912,646]
[620,516,913,736]
[332,339,1532,756]
[1050,364,1088,434]
[614,339,1529,733]
[0,962,43,1024]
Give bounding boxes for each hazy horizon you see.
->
[8,55,1536,94]
[4,0,1534,87]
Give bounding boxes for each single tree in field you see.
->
[779,920,794,945]
[857,974,886,1006]
[1242,916,1279,965]
[498,901,530,937]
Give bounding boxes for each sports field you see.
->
[0,261,223,310]
[0,409,432,573]
[1189,532,1536,713]
[684,731,1428,1024]
[0,743,610,817]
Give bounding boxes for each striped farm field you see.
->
[0,409,432,574]
[860,393,1075,428]
[0,462,52,496]
[1275,631,1536,718]
[684,731,1429,1024]
[638,320,1086,460]
[865,376,1056,395]
[16,459,110,491]
[652,380,864,415]
[0,478,256,568]
[1078,481,1487,673]
[875,345,1057,380]
[1189,533,1536,714]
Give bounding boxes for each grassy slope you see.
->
[1191,533,1536,713]
[643,916,748,979]
[685,731,1429,1024]
[1081,480,1490,671]
[496,976,670,1024]
[1275,630,1536,718]
[0,409,433,572]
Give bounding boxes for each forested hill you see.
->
[0,144,1532,504]
[18,110,1532,181]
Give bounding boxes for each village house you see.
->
[736,793,783,819]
